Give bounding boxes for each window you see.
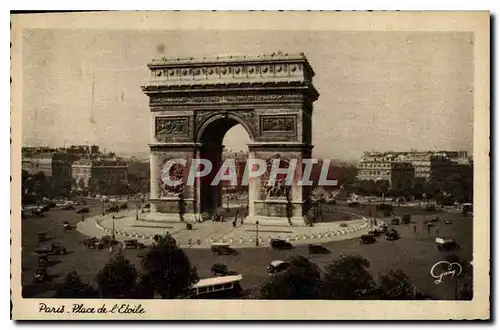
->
[214,284,223,291]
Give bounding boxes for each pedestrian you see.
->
[232,220,236,228]
[427,225,431,234]
[413,224,417,233]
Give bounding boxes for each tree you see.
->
[141,233,198,298]
[260,256,322,299]
[96,255,138,298]
[55,271,97,298]
[376,269,416,300]
[322,255,375,299]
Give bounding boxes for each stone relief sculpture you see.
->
[155,117,188,136]
[262,155,291,199]
[160,161,185,197]
[261,115,296,132]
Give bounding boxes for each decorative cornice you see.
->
[144,53,316,88]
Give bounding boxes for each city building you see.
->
[356,150,471,188]
[21,151,72,197]
[71,157,129,196]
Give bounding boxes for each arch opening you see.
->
[198,117,251,216]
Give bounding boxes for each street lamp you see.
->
[112,215,116,240]
[255,220,259,247]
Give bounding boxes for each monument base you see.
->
[245,215,306,226]
[141,212,202,223]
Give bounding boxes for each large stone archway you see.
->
[141,52,319,225]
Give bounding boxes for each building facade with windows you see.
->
[21,151,72,197]
[356,150,471,188]
[71,157,129,196]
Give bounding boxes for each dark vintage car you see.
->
[385,229,400,241]
[37,254,49,267]
[63,220,72,230]
[82,237,99,249]
[435,237,459,251]
[61,204,75,210]
[270,239,293,250]
[32,209,44,217]
[444,218,452,225]
[267,260,291,274]
[348,201,360,207]
[124,239,145,249]
[76,207,90,214]
[106,205,120,213]
[36,243,67,255]
[33,267,49,283]
[430,216,440,223]
[377,224,389,233]
[360,234,376,244]
[368,229,381,237]
[211,263,230,276]
[210,243,237,256]
[308,244,331,254]
[119,203,128,210]
[391,218,400,226]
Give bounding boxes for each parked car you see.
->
[106,205,120,213]
[308,244,331,254]
[360,234,376,244]
[270,239,293,250]
[368,229,380,237]
[99,235,119,249]
[82,237,99,249]
[377,224,389,233]
[385,229,400,241]
[61,204,75,210]
[37,254,49,267]
[210,243,236,256]
[32,209,44,217]
[267,260,291,274]
[124,239,145,249]
[444,218,452,225]
[33,267,49,283]
[76,207,90,214]
[391,218,400,226]
[211,263,230,276]
[119,203,128,210]
[435,237,459,251]
[36,243,67,255]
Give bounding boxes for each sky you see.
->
[21,30,474,161]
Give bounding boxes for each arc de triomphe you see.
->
[141,52,319,225]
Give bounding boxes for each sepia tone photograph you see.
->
[10,11,490,320]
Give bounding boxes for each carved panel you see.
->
[195,110,257,138]
[149,93,304,106]
[260,115,296,133]
[155,116,189,138]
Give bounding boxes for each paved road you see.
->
[21,201,472,299]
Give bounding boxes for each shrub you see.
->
[339,223,348,228]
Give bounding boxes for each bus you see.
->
[189,274,243,299]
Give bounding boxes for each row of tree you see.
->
[55,234,198,299]
[260,254,473,300]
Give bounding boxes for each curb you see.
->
[89,209,372,248]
